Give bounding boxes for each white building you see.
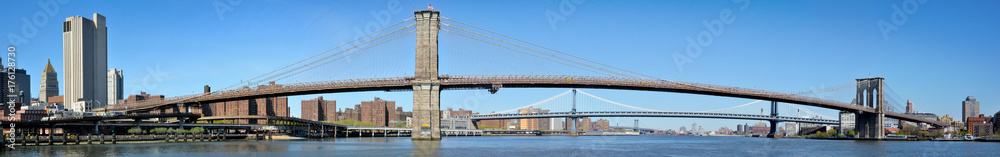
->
[107,68,123,106]
[63,13,108,112]
[550,118,563,131]
[784,122,799,136]
[884,118,899,128]
[440,117,474,129]
[839,111,855,135]
[405,117,413,128]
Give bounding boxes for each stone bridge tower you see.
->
[412,10,441,140]
[855,77,885,139]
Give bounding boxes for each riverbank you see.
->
[4,134,262,146]
[803,136,1000,142]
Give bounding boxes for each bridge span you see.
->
[463,111,839,125]
[89,10,943,140]
[95,75,944,127]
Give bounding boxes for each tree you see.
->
[816,131,828,138]
[128,127,143,134]
[931,130,944,138]
[477,125,504,130]
[323,119,376,127]
[394,123,407,128]
[957,130,968,136]
[899,125,920,135]
[151,127,169,134]
[847,130,856,137]
[190,127,206,134]
[828,129,838,136]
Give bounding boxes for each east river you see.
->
[4,136,998,156]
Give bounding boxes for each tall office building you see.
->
[906,99,914,114]
[962,96,979,122]
[10,69,30,105]
[63,13,108,112]
[39,59,59,104]
[736,124,743,134]
[0,68,29,107]
[107,68,123,106]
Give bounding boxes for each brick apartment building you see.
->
[360,97,396,127]
[967,114,994,137]
[301,96,336,121]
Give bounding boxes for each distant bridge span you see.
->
[463,111,840,125]
[94,75,946,126]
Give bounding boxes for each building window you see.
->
[63,21,71,32]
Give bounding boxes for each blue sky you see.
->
[2,0,998,130]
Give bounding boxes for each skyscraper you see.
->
[692,122,697,134]
[962,96,979,122]
[0,68,28,107]
[39,59,59,104]
[736,124,743,134]
[906,99,913,114]
[63,13,108,112]
[107,68,123,106]
[9,69,30,105]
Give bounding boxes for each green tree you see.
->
[816,131,828,138]
[190,127,206,134]
[899,125,920,135]
[323,119,376,127]
[128,127,143,134]
[828,129,838,136]
[847,130,856,137]
[151,127,169,134]
[394,123,407,128]
[477,125,504,130]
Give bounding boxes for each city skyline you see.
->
[2,1,998,130]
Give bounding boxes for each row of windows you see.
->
[63,21,71,32]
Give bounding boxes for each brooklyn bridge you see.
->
[68,10,944,140]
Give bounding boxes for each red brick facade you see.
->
[360,97,395,127]
[301,96,336,121]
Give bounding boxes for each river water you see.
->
[4,135,997,156]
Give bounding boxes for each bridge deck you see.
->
[94,75,946,126]
[465,111,840,125]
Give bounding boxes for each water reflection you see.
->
[4,136,999,156]
[411,140,440,157]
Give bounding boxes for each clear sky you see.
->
[2,0,998,130]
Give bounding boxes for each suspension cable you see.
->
[274,30,416,82]
[252,24,416,85]
[220,17,414,90]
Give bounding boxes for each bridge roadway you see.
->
[197,115,347,128]
[463,111,840,125]
[94,75,946,126]
[3,113,202,125]
[346,126,481,133]
[198,116,481,135]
